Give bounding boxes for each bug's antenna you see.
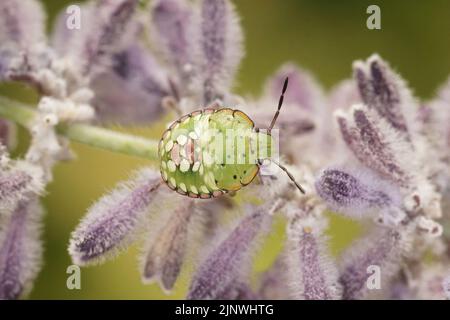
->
[268,77,289,134]
[270,159,305,194]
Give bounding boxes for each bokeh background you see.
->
[1,0,450,299]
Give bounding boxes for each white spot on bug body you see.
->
[161,161,167,170]
[180,159,190,172]
[192,162,201,172]
[169,177,177,188]
[199,164,204,175]
[190,185,198,194]
[177,135,188,146]
[189,132,198,140]
[165,140,174,152]
[200,185,209,194]
[167,160,177,172]
[162,171,168,181]
[179,183,187,192]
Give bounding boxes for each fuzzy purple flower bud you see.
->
[141,202,195,292]
[0,198,43,300]
[0,0,46,48]
[0,161,44,211]
[91,44,170,124]
[443,275,450,299]
[336,104,414,187]
[68,169,162,266]
[187,209,271,300]
[315,166,403,222]
[75,0,139,76]
[215,282,259,300]
[286,214,341,300]
[353,54,417,139]
[257,256,288,300]
[151,0,194,78]
[339,225,413,300]
[198,0,243,104]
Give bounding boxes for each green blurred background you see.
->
[1,0,450,299]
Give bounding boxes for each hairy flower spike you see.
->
[75,0,139,76]
[336,104,413,187]
[0,160,44,211]
[286,214,341,300]
[257,257,288,300]
[0,0,46,48]
[187,209,271,300]
[68,169,162,266]
[151,0,194,78]
[315,166,403,223]
[198,0,243,104]
[0,198,43,300]
[443,275,450,299]
[91,44,169,124]
[141,201,195,292]
[353,54,418,140]
[339,225,413,300]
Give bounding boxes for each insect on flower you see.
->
[158,78,306,198]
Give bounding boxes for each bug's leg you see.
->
[267,158,305,194]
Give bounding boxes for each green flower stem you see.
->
[0,96,160,161]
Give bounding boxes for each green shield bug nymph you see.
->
[158,78,305,199]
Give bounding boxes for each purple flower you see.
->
[91,44,170,124]
[73,0,139,76]
[286,214,341,300]
[0,161,44,211]
[68,169,162,265]
[187,209,271,300]
[141,201,195,292]
[353,54,418,139]
[336,104,413,187]
[315,166,403,222]
[257,256,288,300]
[338,225,413,299]
[0,0,46,48]
[196,0,243,104]
[0,198,43,300]
[150,0,194,79]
